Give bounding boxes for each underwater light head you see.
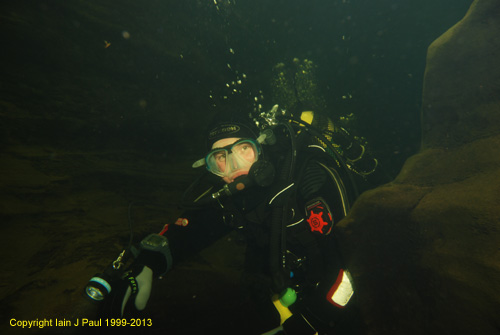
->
[85,273,114,302]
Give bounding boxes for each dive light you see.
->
[85,273,113,301]
[84,249,128,302]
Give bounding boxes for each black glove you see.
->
[136,233,172,276]
[120,233,173,316]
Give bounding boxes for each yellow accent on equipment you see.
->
[272,295,293,325]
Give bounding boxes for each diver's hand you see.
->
[120,265,153,316]
[261,325,284,335]
[133,265,153,310]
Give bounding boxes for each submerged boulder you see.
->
[337,0,500,334]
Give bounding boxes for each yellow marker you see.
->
[272,295,293,325]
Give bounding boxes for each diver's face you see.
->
[211,137,257,183]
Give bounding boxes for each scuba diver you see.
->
[84,105,378,334]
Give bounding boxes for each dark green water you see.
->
[0,1,476,334]
[2,0,473,177]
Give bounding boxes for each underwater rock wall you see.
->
[421,0,500,149]
[337,0,500,334]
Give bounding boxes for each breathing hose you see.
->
[269,122,296,293]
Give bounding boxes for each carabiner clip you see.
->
[112,250,126,270]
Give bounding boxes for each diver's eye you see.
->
[233,143,250,154]
[214,152,226,162]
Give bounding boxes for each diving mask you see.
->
[193,138,261,179]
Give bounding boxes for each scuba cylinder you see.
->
[295,110,378,177]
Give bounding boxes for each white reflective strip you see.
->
[286,218,304,228]
[317,162,349,217]
[329,271,354,307]
[308,144,326,152]
[268,183,295,205]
